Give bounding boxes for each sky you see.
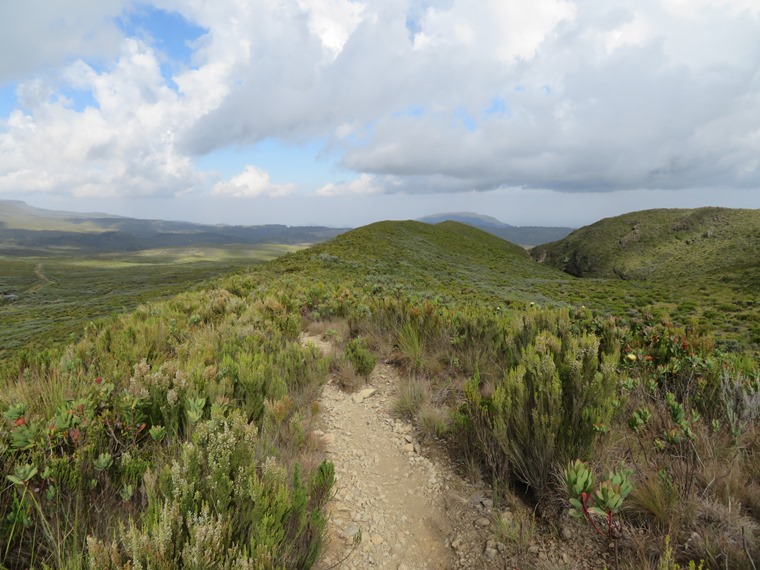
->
[0,0,759,228]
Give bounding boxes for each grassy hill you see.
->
[271,220,759,350]
[1,216,758,568]
[531,207,760,290]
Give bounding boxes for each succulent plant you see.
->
[564,459,633,540]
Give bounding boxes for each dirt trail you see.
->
[29,263,56,293]
[302,335,504,570]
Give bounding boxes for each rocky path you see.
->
[302,335,507,570]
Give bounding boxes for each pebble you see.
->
[352,387,377,404]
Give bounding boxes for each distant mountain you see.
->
[531,207,760,291]
[417,212,574,246]
[418,212,513,228]
[0,200,347,254]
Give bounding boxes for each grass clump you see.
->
[393,376,431,420]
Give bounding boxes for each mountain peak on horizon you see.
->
[417,212,513,228]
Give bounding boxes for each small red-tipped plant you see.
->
[564,459,633,541]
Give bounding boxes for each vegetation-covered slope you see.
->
[1,217,758,569]
[0,245,300,363]
[531,207,760,291]
[284,220,759,350]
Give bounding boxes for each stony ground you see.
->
[303,334,608,570]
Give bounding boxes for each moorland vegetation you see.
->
[0,210,758,569]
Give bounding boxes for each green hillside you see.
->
[266,219,631,314]
[294,220,561,294]
[1,217,758,569]
[531,207,760,291]
[269,220,758,349]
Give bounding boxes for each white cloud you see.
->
[296,0,366,58]
[212,166,295,198]
[414,0,576,62]
[317,173,384,196]
[0,38,201,198]
[1,0,759,209]
[0,0,129,83]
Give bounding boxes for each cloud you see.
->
[212,166,295,197]
[296,0,366,58]
[0,0,129,84]
[316,173,384,196]
[175,0,760,196]
[1,0,759,205]
[0,38,202,198]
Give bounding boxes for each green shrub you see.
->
[462,318,620,496]
[344,338,376,378]
[88,409,333,569]
[396,321,424,373]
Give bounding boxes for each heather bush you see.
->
[0,282,332,569]
[461,317,620,497]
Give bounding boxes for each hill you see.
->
[531,207,760,291]
[271,220,575,306]
[273,218,758,350]
[0,199,347,254]
[2,216,758,569]
[417,212,574,246]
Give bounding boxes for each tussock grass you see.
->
[393,376,430,420]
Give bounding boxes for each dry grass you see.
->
[330,356,362,392]
[417,403,451,440]
[393,375,431,419]
[306,319,349,345]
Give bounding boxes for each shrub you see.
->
[344,338,376,378]
[89,409,333,569]
[464,326,619,496]
[396,321,424,373]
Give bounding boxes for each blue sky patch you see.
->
[119,5,207,85]
[56,86,99,112]
[452,108,477,132]
[405,16,422,41]
[485,97,509,118]
[0,84,17,117]
[195,138,341,191]
[394,105,425,118]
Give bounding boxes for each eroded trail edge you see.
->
[302,335,501,570]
